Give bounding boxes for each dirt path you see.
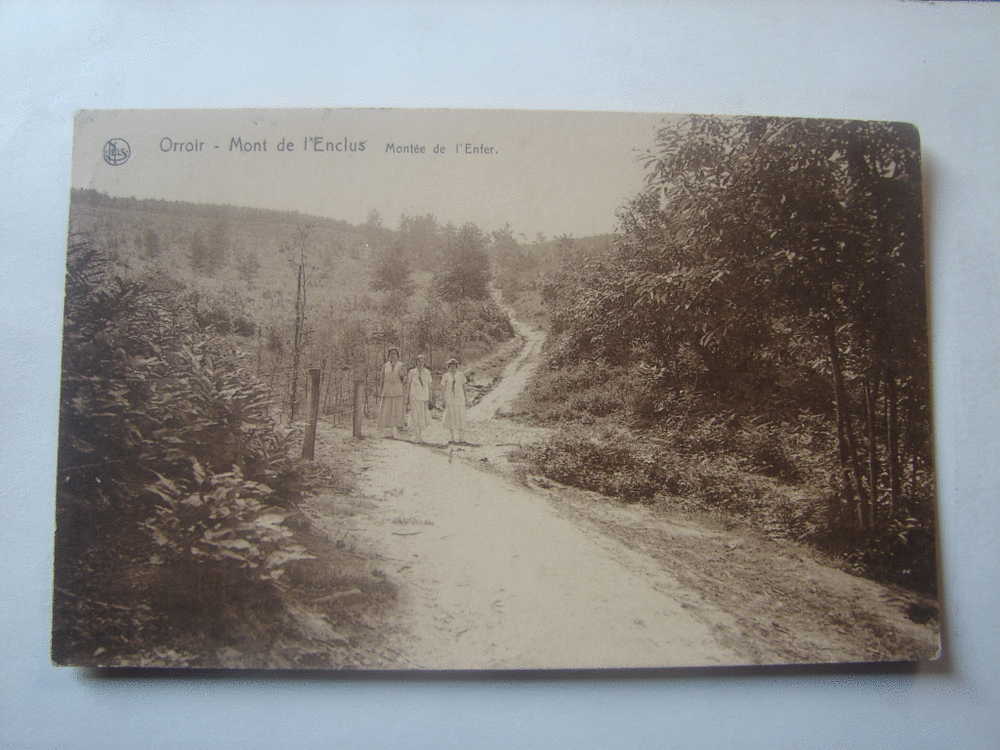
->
[338,438,749,669]
[307,316,751,669]
[304,310,939,669]
[466,307,544,421]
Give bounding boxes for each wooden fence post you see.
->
[352,373,365,439]
[301,368,321,460]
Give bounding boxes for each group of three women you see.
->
[377,347,468,444]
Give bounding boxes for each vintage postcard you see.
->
[53,108,940,669]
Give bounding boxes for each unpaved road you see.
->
[344,440,747,669]
[466,310,544,421]
[307,309,939,669]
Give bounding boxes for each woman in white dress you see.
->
[441,357,468,444]
[377,347,406,438]
[406,354,432,443]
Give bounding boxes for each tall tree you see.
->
[236,250,261,286]
[549,114,928,531]
[188,220,229,276]
[433,222,491,301]
[642,116,925,527]
[363,208,385,255]
[398,213,440,269]
[491,224,533,302]
[414,302,450,370]
[370,241,415,298]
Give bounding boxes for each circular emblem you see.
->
[102,138,131,166]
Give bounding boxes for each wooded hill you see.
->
[68,188,514,422]
[496,116,936,595]
[54,190,518,664]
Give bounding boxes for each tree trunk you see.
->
[322,358,335,415]
[363,343,370,417]
[827,323,869,530]
[885,366,900,518]
[832,399,853,526]
[864,376,880,529]
[907,393,921,500]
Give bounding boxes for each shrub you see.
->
[570,391,623,418]
[142,465,311,582]
[732,420,803,482]
[522,430,665,502]
[187,291,257,337]
[57,240,307,610]
[836,509,938,594]
[515,361,645,423]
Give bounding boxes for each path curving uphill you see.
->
[305,298,939,668]
[321,304,753,669]
[466,306,545,421]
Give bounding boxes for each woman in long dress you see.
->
[377,347,406,438]
[441,357,468,444]
[406,354,432,443]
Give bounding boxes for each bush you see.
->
[522,429,666,502]
[187,291,257,337]
[835,509,938,594]
[732,420,803,482]
[522,419,935,593]
[57,240,306,613]
[515,361,644,423]
[142,465,311,582]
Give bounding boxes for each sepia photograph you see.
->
[52,108,939,670]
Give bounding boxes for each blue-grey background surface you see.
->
[2,1,998,747]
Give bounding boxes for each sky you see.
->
[71,108,680,238]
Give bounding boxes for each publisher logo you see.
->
[103,138,131,166]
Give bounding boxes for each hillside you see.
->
[53,189,522,665]
[492,117,937,597]
[69,188,395,331]
[67,189,517,423]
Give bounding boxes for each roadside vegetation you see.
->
[54,193,518,664]
[498,116,936,595]
[70,191,514,426]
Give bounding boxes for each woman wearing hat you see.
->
[377,346,406,438]
[441,357,468,444]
